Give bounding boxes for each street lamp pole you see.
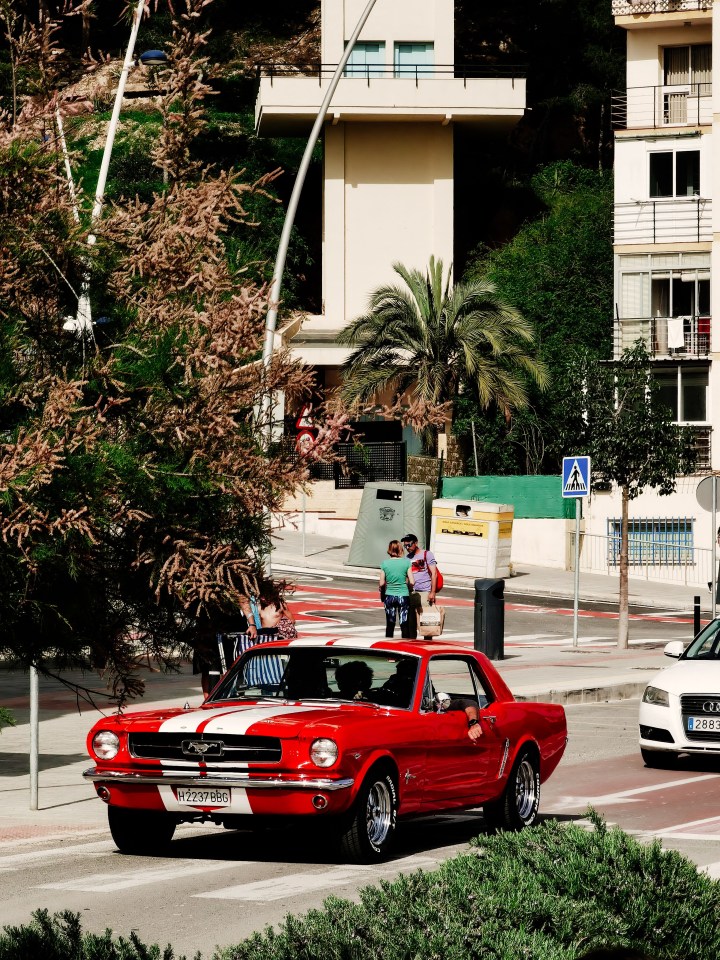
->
[260,0,379,574]
[65,0,147,334]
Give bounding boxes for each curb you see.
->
[518,680,650,705]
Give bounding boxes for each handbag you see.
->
[422,551,444,592]
[417,604,445,638]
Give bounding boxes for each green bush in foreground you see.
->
[2,816,718,960]
[219,814,718,960]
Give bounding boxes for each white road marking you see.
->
[0,839,115,869]
[37,859,247,892]
[636,814,720,840]
[195,854,441,901]
[547,772,720,810]
[195,868,363,901]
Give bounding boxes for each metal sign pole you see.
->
[562,455,590,650]
[29,665,39,810]
[713,477,717,621]
[573,497,581,648]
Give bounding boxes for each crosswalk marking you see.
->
[194,854,441,902]
[195,868,363,901]
[37,859,247,892]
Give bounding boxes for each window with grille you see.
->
[607,518,694,565]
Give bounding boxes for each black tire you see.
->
[641,747,678,769]
[108,806,176,855]
[339,767,398,863]
[484,746,540,832]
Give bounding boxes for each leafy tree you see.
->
[0,0,340,705]
[337,257,547,453]
[555,346,695,649]
[460,161,613,474]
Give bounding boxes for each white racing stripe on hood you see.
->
[201,705,318,735]
[157,707,248,735]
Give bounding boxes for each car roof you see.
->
[247,637,480,658]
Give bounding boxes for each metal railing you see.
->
[613,0,712,15]
[282,439,407,488]
[257,62,526,88]
[614,197,711,244]
[569,531,713,586]
[612,84,712,129]
[613,315,711,359]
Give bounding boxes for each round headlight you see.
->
[92,730,120,760]
[310,738,338,768]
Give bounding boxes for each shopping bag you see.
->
[417,604,445,638]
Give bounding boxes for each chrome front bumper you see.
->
[83,767,354,791]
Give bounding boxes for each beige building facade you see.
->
[255,0,525,381]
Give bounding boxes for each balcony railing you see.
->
[257,62,526,87]
[614,197,711,244]
[613,0,712,15]
[612,84,712,129]
[614,315,711,359]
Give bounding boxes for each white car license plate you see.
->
[687,716,720,732]
[173,787,231,806]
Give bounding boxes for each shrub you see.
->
[2,817,717,960]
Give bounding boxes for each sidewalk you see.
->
[0,528,704,840]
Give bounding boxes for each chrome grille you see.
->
[129,733,282,763]
[680,694,720,742]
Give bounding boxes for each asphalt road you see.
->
[0,573,715,957]
[285,569,697,648]
[2,699,719,960]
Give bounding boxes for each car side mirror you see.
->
[434,692,451,713]
[664,640,684,659]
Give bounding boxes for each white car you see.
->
[639,618,720,768]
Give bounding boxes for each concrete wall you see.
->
[585,477,716,549]
[324,121,454,326]
[626,23,711,88]
[321,0,454,65]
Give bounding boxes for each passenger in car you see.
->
[282,656,331,700]
[377,658,418,708]
[335,660,374,701]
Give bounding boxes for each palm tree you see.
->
[337,257,548,450]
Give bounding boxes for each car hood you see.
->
[107,701,394,739]
[649,659,720,696]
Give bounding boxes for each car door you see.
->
[419,655,505,807]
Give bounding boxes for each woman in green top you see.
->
[379,540,415,638]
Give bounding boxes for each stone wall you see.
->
[407,435,466,489]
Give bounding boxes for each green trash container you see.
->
[347,482,433,568]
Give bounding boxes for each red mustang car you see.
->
[84,639,567,862]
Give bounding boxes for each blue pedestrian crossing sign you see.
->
[562,456,591,498]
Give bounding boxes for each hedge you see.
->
[2,814,717,960]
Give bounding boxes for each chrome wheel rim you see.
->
[515,759,538,821]
[366,780,393,846]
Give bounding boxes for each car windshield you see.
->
[208,648,420,710]
[683,618,720,659]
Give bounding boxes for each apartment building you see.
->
[581,0,717,567]
[254,0,526,529]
